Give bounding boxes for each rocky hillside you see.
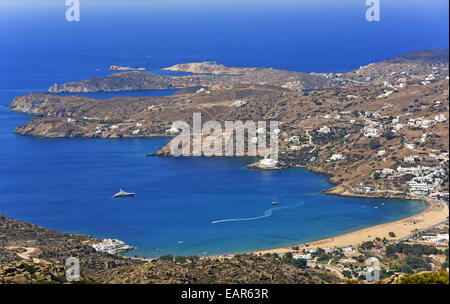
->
[0,214,341,284]
[0,214,143,277]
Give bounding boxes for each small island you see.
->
[109,65,146,71]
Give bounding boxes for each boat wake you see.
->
[211,203,304,224]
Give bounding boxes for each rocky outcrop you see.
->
[0,214,143,278]
[0,261,68,284]
[14,117,92,138]
[163,61,253,75]
[385,49,449,64]
[109,65,146,71]
[48,71,182,93]
[48,65,333,93]
[8,92,55,115]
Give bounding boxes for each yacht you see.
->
[112,189,135,198]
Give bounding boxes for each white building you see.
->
[404,156,416,164]
[166,126,180,134]
[408,118,421,127]
[343,247,355,254]
[293,253,313,260]
[363,127,380,137]
[328,154,344,161]
[92,239,135,254]
[382,168,395,175]
[422,234,449,244]
[434,114,447,123]
[420,120,434,128]
[421,134,428,143]
[392,123,404,133]
[355,187,375,193]
[231,99,246,107]
[289,136,301,143]
[318,126,331,134]
[259,155,278,168]
[378,90,394,98]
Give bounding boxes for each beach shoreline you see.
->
[248,197,448,256]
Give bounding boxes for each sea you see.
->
[0,1,447,257]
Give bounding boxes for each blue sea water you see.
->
[0,1,446,257]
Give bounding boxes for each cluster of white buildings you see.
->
[356,161,446,198]
[421,234,449,245]
[394,165,448,197]
[406,114,447,129]
[92,239,136,254]
[387,113,447,135]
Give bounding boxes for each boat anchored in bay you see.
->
[272,197,279,206]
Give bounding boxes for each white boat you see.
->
[112,189,135,198]
[272,196,279,206]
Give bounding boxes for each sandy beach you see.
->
[252,199,449,255]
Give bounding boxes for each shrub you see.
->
[159,254,174,261]
[174,256,187,264]
[369,138,381,150]
[397,271,449,284]
[187,255,200,262]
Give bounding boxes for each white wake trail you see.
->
[211,202,304,224]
